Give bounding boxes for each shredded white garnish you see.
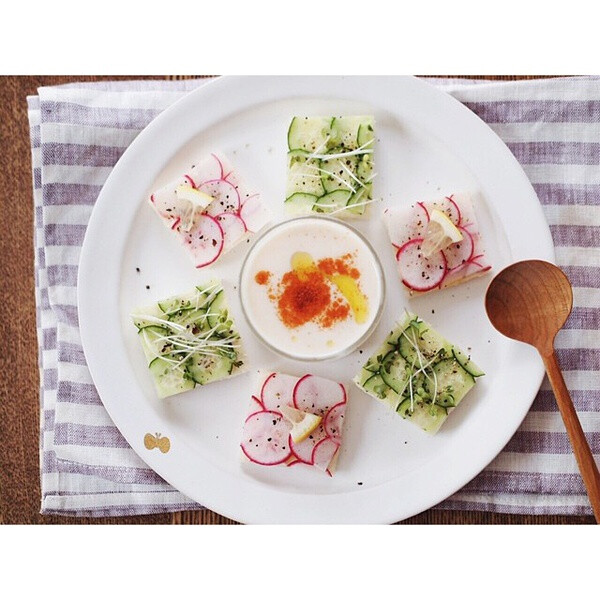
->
[311,135,331,156]
[400,320,440,409]
[339,161,366,189]
[308,138,374,161]
[408,355,416,412]
[326,196,379,216]
[301,163,356,193]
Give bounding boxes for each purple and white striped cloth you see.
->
[29,77,600,518]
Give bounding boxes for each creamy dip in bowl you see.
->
[239,217,385,361]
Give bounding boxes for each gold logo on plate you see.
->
[144,433,171,454]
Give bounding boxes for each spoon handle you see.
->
[543,350,600,522]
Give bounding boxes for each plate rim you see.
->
[78,75,554,523]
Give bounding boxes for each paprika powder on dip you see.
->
[240,217,385,361]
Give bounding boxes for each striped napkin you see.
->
[29,76,600,518]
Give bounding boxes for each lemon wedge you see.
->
[173,185,214,231]
[175,185,214,209]
[279,405,322,443]
[421,209,463,256]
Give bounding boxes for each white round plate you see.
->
[78,76,554,523]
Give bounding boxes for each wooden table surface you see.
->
[1,75,594,525]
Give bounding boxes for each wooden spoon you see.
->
[485,259,600,522]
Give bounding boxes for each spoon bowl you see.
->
[485,260,573,355]
[485,260,600,522]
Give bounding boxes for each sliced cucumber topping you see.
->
[185,353,235,385]
[330,117,361,149]
[361,373,389,400]
[432,358,475,401]
[287,117,332,152]
[398,319,448,364]
[285,192,320,215]
[357,120,375,148]
[452,348,485,377]
[356,153,374,182]
[157,290,205,316]
[206,289,234,337]
[149,355,195,398]
[380,350,409,394]
[286,150,325,197]
[319,152,359,194]
[345,185,371,216]
[138,325,171,363]
[313,189,352,213]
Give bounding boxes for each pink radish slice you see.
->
[324,402,346,443]
[184,174,197,188]
[181,214,224,268]
[215,212,247,249]
[239,194,269,233]
[396,238,448,292]
[198,179,241,215]
[251,395,265,410]
[443,226,475,273]
[260,372,298,411]
[190,155,226,184]
[211,153,226,180]
[445,195,462,226]
[417,201,430,222]
[241,410,292,466]
[205,153,238,185]
[311,437,340,472]
[293,375,346,415]
[288,423,327,464]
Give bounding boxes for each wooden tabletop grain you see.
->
[0,75,593,525]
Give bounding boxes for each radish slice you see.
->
[208,153,239,185]
[251,395,265,410]
[444,226,475,273]
[288,423,327,464]
[293,375,346,415]
[260,372,298,411]
[417,201,430,222]
[211,153,226,180]
[396,238,448,292]
[385,205,427,246]
[198,179,241,215]
[239,194,270,233]
[241,410,292,466]
[214,212,247,249]
[311,437,340,472]
[182,214,224,268]
[324,402,346,443]
[445,195,462,226]
[184,174,197,188]
[191,154,226,184]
